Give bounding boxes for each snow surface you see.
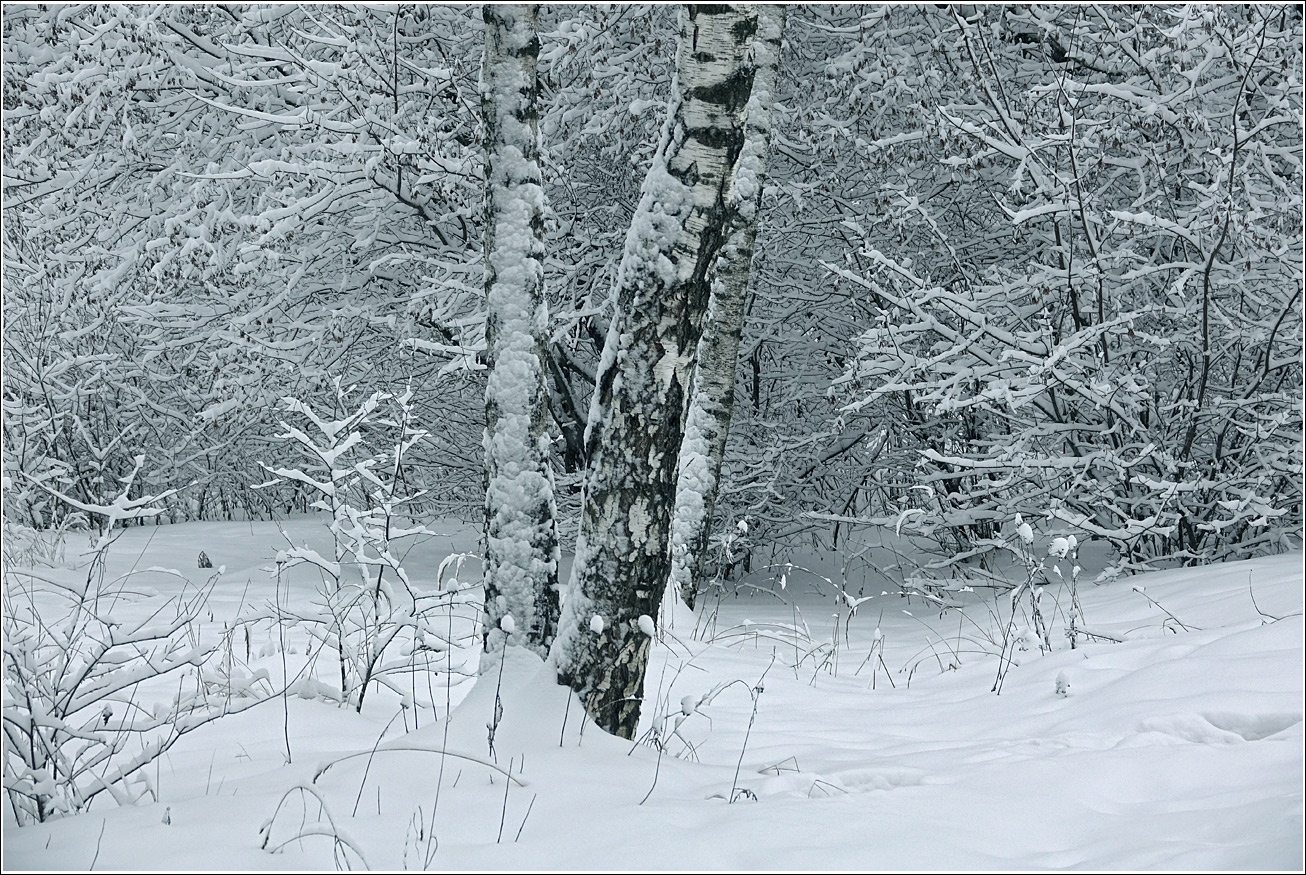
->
[3,517,1302,870]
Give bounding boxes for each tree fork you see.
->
[551,4,758,739]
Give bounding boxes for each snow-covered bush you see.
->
[1,473,257,825]
[834,5,1302,572]
[2,5,489,528]
[259,385,473,713]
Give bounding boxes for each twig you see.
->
[496,757,513,843]
[313,743,527,787]
[276,563,292,764]
[639,737,665,806]
[1248,581,1287,623]
[352,708,406,816]
[514,793,537,842]
[729,654,775,803]
[1132,586,1196,632]
[89,818,106,870]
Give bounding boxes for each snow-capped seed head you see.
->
[1018,521,1034,545]
[680,695,697,717]
[499,614,516,635]
[638,614,656,637]
[589,614,605,635]
[1048,537,1069,558]
[736,519,749,535]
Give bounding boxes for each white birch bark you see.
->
[480,4,560,659]
[551,4,758,739]
[667,5,785,614]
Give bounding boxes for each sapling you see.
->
[259,385,445,713]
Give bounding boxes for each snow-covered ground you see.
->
[3,518,1302,870]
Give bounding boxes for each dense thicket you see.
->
[4,4,1301,578]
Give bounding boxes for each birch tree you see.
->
[667,5,785,611]
[480,5,561,658]
[551,5,758,739]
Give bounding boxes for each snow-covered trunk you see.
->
[551,5,757,739]
[667,5,785,613]
[480,4,561,659]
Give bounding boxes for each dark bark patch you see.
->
[730,16,758,41]
[688,125,743,152]
[688,67,755,114]
[691,5,739,17]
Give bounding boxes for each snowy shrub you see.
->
[259,385,475,713]
[0,502,85,570]
[3,5,492,529]
[1,475,258,825]
[826,5,1303,573]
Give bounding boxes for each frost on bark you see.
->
[551,5,758,739]
[481,4,560,659]
[668,5,785,612]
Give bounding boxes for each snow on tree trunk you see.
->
[667,5,785,613]
[480,4,561,659]
[551,5,758,739]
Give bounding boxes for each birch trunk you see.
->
[551,4,758,739]
[667,5,785,612]
[480,4,560,658]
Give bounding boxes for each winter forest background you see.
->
[2,3,1303,870]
